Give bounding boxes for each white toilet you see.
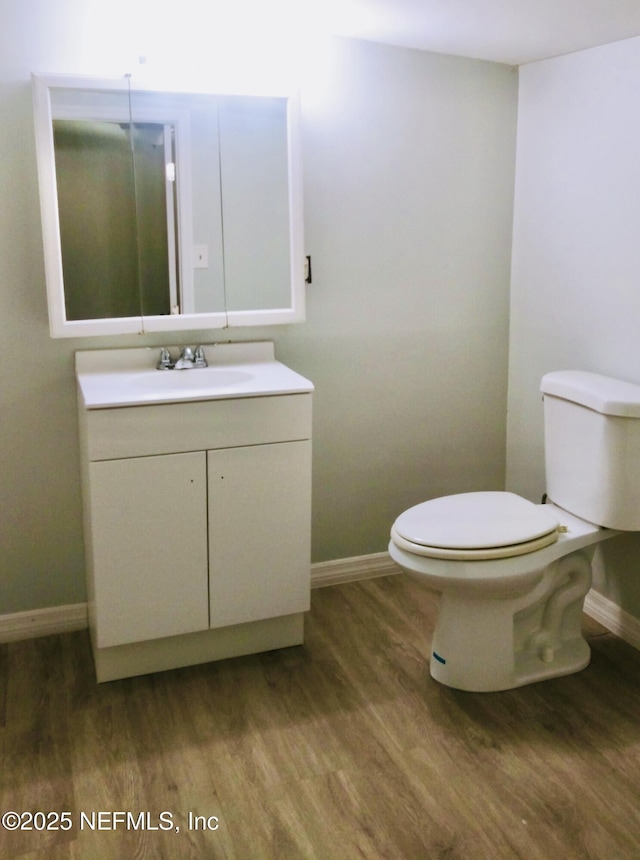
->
[389,370,640,692]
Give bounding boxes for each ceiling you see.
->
[316,0,640,65]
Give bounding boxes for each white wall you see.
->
[507,36,640,619]
[0,1,517,615]
[300,39,517,559]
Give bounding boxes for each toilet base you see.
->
[513,637,591,688]
[430,625,590,692]
[426,548,595,692]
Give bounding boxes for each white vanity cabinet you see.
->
[76,343,313,682]
[88,451,210,648]
[208,440,312,629]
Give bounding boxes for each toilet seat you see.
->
[391,491,560,560]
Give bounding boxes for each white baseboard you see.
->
[310,551,399,588]
[584,589,640,651]
[0,603,88,644]
[6,560,637,655]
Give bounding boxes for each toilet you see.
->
[389,370,640,692]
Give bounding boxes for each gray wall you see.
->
[507,36,640,620]
[0,3,517,614]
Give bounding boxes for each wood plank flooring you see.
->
[2,574,640,859]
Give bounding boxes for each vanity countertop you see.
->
[76,342,313,409]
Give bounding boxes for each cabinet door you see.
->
[89,452,209,648]
[208,440,311,628]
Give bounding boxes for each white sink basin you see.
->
[76,343,314,409]
[133,368,255,391]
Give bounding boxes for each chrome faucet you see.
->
[156,347,174,370]
[168,345,209,370]
[193,345,208,368]
[174,346,195,369]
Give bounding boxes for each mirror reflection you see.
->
[54,118,175,319]
[32,75,305,337]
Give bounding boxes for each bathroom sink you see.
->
[132,368,255,391]
[76,342,314,409]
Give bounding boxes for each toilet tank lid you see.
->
[541,371,640,418]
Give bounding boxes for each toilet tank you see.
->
[541,371,640,530]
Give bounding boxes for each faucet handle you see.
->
[194,345,208,368]
[156,347,173,370]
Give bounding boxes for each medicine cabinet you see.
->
[32,74,305,337]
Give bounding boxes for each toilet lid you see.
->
[392,492,560,560]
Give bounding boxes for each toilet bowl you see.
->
[389,494,617,691]
[389,371,640,692]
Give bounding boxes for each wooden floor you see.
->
[2,575,640,859]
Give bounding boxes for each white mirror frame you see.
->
[32,74,306,338]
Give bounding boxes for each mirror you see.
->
[32,74,305,337]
